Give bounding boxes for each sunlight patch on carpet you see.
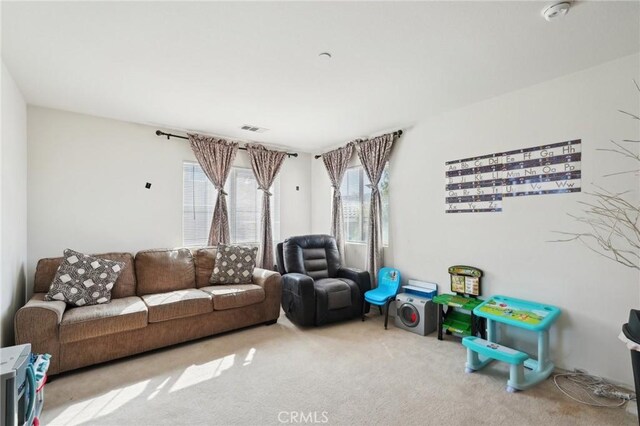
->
[50,380,150,425]
[243,348,256,366]
[169,354,236,393]
[147,377,171,401]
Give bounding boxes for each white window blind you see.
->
[341,165,389,245]
[183,162,280,247]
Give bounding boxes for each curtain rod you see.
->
[155,130,299,158]
[313,129,403,159]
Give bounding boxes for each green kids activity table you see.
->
[462,295,561,392]
[432,293,484,340]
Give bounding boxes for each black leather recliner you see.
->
[276,235,371,326]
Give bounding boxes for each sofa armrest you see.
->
[15,293,65,342]
[338,267,371,295]
[281,273,315,297]
[253,268,282,321]
[252,267,281,292]
[14,293,65,374]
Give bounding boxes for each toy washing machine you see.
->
[395,293,437,336]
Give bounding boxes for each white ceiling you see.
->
[2,1,639,153]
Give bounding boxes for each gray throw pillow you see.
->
[210,244,258,284]
[45,249,125,306]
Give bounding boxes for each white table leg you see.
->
[537,329,549,372]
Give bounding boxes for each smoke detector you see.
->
[542,2,571,21]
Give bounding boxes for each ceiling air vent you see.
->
[240,124,269,133]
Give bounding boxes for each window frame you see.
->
[341,164,390,247]
[182,161,280,247]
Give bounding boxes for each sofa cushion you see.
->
[200,284,265,311]
[34,252,137,299]
[135,248,195,296]
[60,296,148,343]
[141,289,212,323]
[45,249,126,307]
[193,247,217,288]
[210,245,258,285]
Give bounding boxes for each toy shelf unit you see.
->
[433,266,485,341]
[463,295,561,392]
[433,294,485,339]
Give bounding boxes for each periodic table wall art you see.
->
[445,139,581,213]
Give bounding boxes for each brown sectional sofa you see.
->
[14,247,282,375]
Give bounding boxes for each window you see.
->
[341,165,389,245]
[183,162,280,246]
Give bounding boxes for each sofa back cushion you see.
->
[283,235,341,280]
[135,248,195,295]
[34,252,136,299]
[193,247,217,288]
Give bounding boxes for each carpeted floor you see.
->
[41,311,635,425]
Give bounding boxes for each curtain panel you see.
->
[355,133,397,286]
[321,143,354,263]
[188,133,239,246]
[246,143,287,270]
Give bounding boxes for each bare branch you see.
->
[554,85,640,271]
[602,170,640,177]
[619,110,640,120]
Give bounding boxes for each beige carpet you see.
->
[41,311,635,425]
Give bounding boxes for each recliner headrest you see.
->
[282,234,341,279]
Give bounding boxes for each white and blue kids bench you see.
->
[462,295,561,392]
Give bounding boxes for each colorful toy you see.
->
[448,265,482,296]
[362,267,402,329]
[462,295,561,392]
[433,266,484,340]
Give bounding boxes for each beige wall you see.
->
[27,107,312,294]
[1,62,28,347]
[311,54,640,386]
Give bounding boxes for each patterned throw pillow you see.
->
[209,244,258,284]
[45,249,125,307]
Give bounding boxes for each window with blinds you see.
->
[183,162,280,247]
[341,165,389,246]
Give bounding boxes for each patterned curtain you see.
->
[321,143,354,263]
[355,133,397,286]
[246,143,287,269]
[188,134,239,246]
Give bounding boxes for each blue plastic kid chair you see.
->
[362,267,402,329]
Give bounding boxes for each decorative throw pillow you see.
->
[209,244,258,284]
[45,249,125,307]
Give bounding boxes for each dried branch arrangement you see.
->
[552,81,640,270]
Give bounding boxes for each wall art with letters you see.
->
[445,139,581,213]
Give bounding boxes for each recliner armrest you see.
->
[281,273,316,326]
[281,273,315,297]
[338,267,371,294]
